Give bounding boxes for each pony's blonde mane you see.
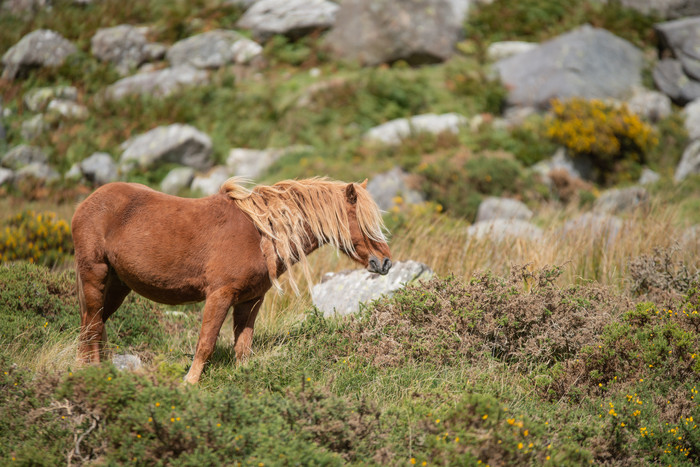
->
[220,177,387,294]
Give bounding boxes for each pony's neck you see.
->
[261,220,324,283]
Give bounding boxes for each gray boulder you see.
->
[226,146,311,179]
[326,0,470,66]
[593,186,649,214]
[46,99,88,120]
[495,25,643,108]
[120,124,213,171]
[311,260,433,317]
[238,0,339,41]
[1,0,50,14]
[167,29,262,68]
[0,168,14,186]
[675,139,700,182]
[639,167,661,185]
[476,197,533,223]
[364,113,467,145]
[612,0,700,18]
[683,98,700,140]
[24,86,78,112]
[1,144,48,170]
[21,114,49,140]
[112,354,143,371]
[486,41,537,61]
[653,59,700,105]
[14,162,59,184]
[655,16,700,81]
[560,213,623,246]
[532,147,594,182]
[80,152,118,185]
[466,219,543,242]
[191,166,231,196]
[626,88,671,122]
[161,166,195,194]
[2,29,78,80]
[105,66,209,100]
[367,167,425,211]
[91,25,152,75]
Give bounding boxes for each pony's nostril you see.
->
[369,257,380,271]
[382,258,392,274]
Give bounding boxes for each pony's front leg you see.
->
[184,290,235,384]
[233,298,264,362]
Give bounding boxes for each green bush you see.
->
[469,0,658,47]
[417,154,545,221]
[0,210,72,267]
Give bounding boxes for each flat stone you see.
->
[112,354,142,371]
[311,260,433,317]
[105,66,209,101]
[2,29,78,80]
[161,166,195,195]
[559,213,624,246]
[639,167,661,185]
[476,197,533,223]
[466,218,543,242]
[1,144,48,170]
[238,0,339,41]
[367,167,425,211]
[13,162,59,184]
[21,114,49,140]
[683,98,700,140]
[675,139,700,182]
[24,86,78,112]
[364,113,467,146]
[653,58,700,105]
[191,166,231,196]
[91,24,151,75]
[226,146,311,179]
[120,124,213,171]
[167,29,262,69]
[655,16,700,81]
[46,99,88,120]
[0,167,14,186]
[593,186,649,214]
[486,41,537,61]
[80,152,118,185]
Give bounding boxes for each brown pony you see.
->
[72,177,392,383]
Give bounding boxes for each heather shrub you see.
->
[546,98,658,184]
[345,266,624,369]
[0,210,72,267]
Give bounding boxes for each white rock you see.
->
[364,113,467,146]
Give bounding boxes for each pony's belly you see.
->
[125,280,206,305]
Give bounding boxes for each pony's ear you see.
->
[345,183,358,204]
[360,178,368,189]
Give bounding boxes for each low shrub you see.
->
[0,210,72,267]
[417,153,546,221]
[345,266,624,369]
[546,98,658,185]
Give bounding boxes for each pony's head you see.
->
[342,180,392,275]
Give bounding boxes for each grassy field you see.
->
[2,0,700,464]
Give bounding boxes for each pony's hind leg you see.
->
[77,261,130,364]
[77,261,109,364]
[233,298,263,362]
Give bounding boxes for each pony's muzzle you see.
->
[369,256,392,275]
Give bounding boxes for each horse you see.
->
[72,177,392,384]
